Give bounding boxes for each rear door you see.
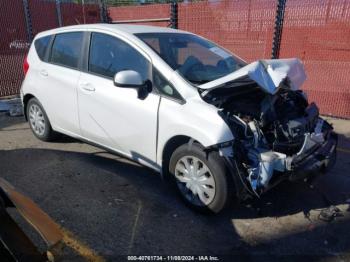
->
[77,32,160,168]
[38,31,84,136]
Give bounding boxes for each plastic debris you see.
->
[0,100,10,111]
[318,206,343,222]
[0,98,23,116]
[9,105,23,116]
[8,98,23,116]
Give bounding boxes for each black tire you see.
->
[169,143,232,213]
[26,98,56,142]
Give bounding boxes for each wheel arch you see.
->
[23,93,35,121]
[160,135,205,179]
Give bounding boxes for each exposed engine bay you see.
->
[202,79,336,195]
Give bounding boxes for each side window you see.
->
[50,32,83,69]
[34,36,51,61]
[153,69,183,101]
[141,37,160,53]
[89,33,150,80]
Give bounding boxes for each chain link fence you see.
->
[0,0,28,98]
[101,0,350,118]
[108,3,172,27]
[60,1,101,26]
[178,0,276,62]
[279,0,350,117]
[0,0,104,98]
[29,0,60,36]
[0,0,349,118]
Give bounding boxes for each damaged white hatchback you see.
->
[21,24,337,213]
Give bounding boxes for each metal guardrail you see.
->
[0,178,63,261]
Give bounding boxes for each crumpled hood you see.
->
[200,58,307,96]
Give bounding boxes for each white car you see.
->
[21,24,337,213]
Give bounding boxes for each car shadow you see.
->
[0,114,26,131]
[53,133,83,144]
[0,114,81,144]
[0,148,243,257]
[0,147,349,259]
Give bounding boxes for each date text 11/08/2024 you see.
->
[127,256,220,261]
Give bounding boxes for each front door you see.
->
[77,32,160,168]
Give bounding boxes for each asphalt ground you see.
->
[0,114,350,262]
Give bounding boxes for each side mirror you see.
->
[114,70,152,100]
[114,70,144,88]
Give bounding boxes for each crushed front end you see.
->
[201,59,337,197]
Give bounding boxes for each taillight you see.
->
[23,55,29,76]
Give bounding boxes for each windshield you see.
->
[135,33,246,84]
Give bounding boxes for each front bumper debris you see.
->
[225,118,338,197]
[289,131,337,181]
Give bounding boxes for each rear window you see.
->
[50,32,83,69]
[34,36,51,61]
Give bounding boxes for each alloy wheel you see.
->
[28,104,46,136]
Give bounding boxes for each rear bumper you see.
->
[289,131,338,181]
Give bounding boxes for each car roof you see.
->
[36,23,190,38]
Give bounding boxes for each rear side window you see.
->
[88,33,150,79]
[34,36,51,61]
[50,32,83,69]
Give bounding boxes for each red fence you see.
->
[29,0,59,36]
[61,3,100,26]
[0,0,101,98]
[0,0,349,118]
[108,4,171,27]
[178,0,276,62]
[0,0,28,97]
[109,0,349,118]
[279,0,350,117]
[107,1,276,61]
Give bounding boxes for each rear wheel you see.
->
[169,143,231,213]
[27,98,56,141]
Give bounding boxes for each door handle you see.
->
[40,69,48,77]
[80,82,95,92]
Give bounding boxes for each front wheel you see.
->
[169,143,232,213]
